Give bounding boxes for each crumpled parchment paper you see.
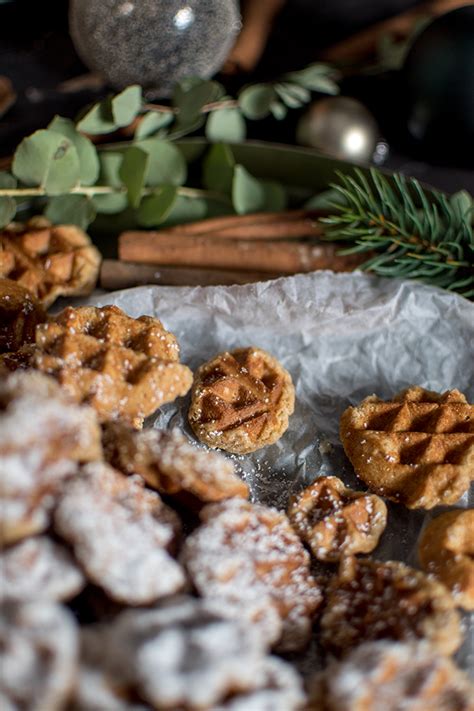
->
[82,270,474,674]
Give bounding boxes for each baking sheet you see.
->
[81,270,474,674]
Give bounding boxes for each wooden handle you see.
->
[118,231,364,274]
[100,260,282,289]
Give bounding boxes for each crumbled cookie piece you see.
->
[189,346,295,454]
[54,462,185,605]
[418,509,474,610]
[340,386,474,509]
[182,498,322,651]
[0,277,46,353]
[320,557,462,657]
[288,475,387,562]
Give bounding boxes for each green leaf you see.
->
[260,181,286,211]
[135,139,187,186]
[238,85,276,120]
[205,108,246,143]
[137,186,177,226]
[274,82,311,108]
[0,196,16,227]
[111,85,143,127]
[173,78,224,122]
[269,101,287,120]
[284,63,340,93]
[203,143,235,194]
[0,171,17,189]
[48,115,100,185]
[76,97,117,135]
[92,152,128,214]
[12,129,80,195]
[232,165,262,214]
[450,190,472,220]
[119,146,149,208]
[305,188,348,211]
[44,194,96,229]
[135,111,174,139]
[161,194,209,226]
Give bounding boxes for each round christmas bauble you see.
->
[402,6,474,165]
[296,96,379,163]
[69,0,241,96]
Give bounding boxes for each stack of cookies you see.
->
[1,268,473,711]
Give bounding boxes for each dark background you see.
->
[0,0,472,194]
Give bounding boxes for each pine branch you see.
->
[321,168,474,298]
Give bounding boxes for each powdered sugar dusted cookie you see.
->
[182,498,322,651]
[103,423,249,506]
[1,536,85,603]
[0,600,78,711]
[320,557,462,657]
[307,640,474,710]
[54,462,185,605]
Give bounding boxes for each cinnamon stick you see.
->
[145,218,322,241]
[166,210,320,235]
[118,231,364,274]
[100,260,281,289]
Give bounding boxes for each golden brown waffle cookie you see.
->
[340,386,474,509]
[0,218,101,307]
[182,498,322,652]
[54,462,185,605]
[0,600,78,711]
[307,640,474,711]
[288,475,387,562]
[0,278,46,353]
[320,556,462,657]
[0,536,85,603]
[188,346,295,454]
[1,304,193,427]
[0,371,102,546]
[418,509,474,611]
[103,422,249,506]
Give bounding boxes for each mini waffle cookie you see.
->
[0,371,102,545]
[307,640,474,711]
[320,557,462,657]
[182,498,322,652]
[418,509,474,611]
[0,217,101,307]
[0,600,78,711]
[288,476,387,562]
[54,462,185,605]
[1,304,193,427]
[1,536,85,603]
[188,346,295,454]
[0,278,46,353]
[103,422,249,506]
[340,386,474,509]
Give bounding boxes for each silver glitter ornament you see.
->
[296,97,379,163]
[69,0,241,97]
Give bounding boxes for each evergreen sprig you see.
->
[321,169,474,298]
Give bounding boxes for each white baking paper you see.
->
[80,270,474,674]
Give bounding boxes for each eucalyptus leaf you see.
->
[274,82,311,108]
[76,97,117,135]
[203,143,235,194]
[119,146,149,208]
[232,165,264,214]
[12,129,80,195]
[135,111,174,139]
[305,188,348,211]
[284,63,340,93]
[260,180,286,211]
[269,101,287,120]
[44,194,96,229]
[161,194,208,226]
[135,139,187,186]
[48,115,100,185]
[450,190,472,220]
[238,84,276,120]
[137,185,177,226]
[93,152,128,214]
[173,78,224,122]
[111,85,143,127]
[205,108,246,143]
[0,171,17,188]
[0,196,16,227]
